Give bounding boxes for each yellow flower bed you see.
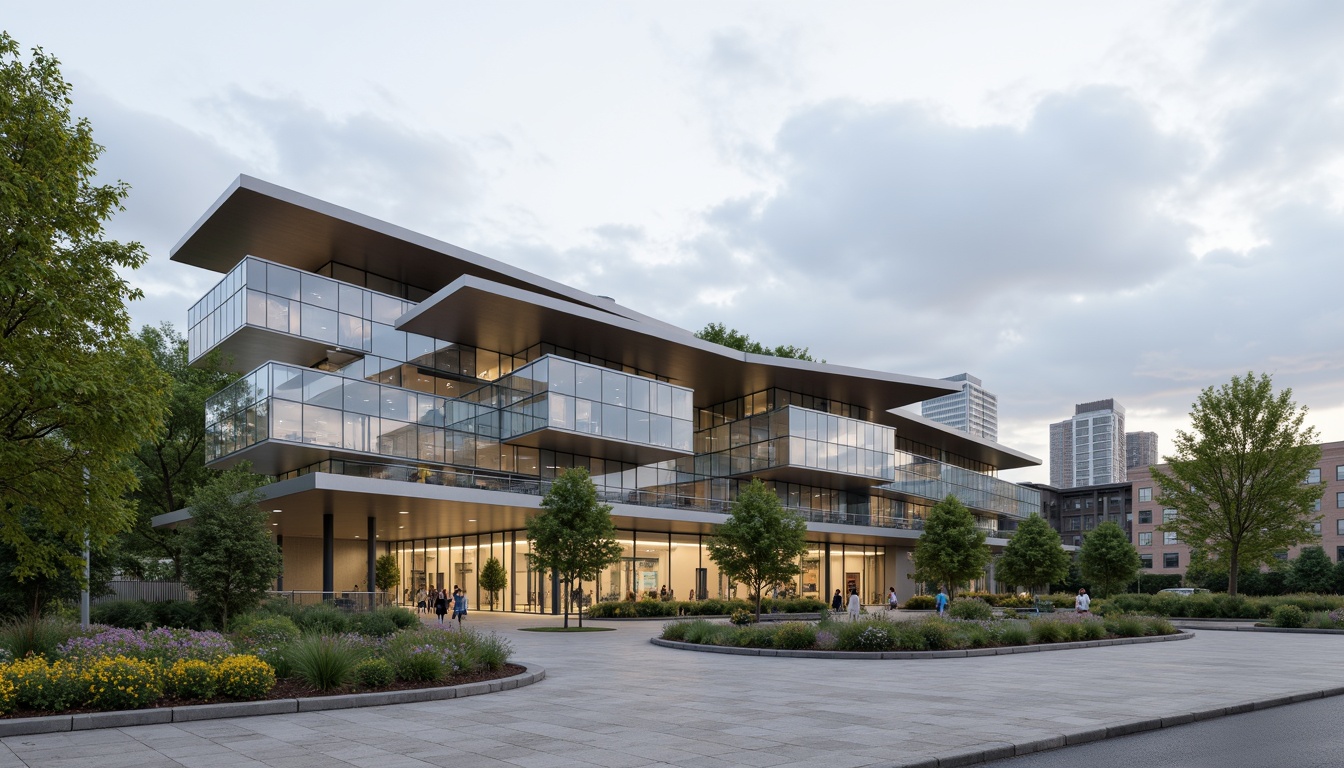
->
[164,658,217,700]
[0,672,14,715]
[213,655,276,699]
[84,656,162,711]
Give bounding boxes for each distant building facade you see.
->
[920,373,998,442]
[1049,399,1126,488]
[1126,431,1159,470]
[1023,481,1133,548]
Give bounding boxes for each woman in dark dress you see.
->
[434,588,449,623]
[831,589,843,612]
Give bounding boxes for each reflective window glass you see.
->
[628,410,651,443]
[247,290,267,326]
[602,403,626,440]
[344,380,380,416]
[271,399,303,441]
[300,303,338,344]
[575,364,601,401]
[549,393,574,430]
[371,323,405,360]
[602,370,626,406]
[651,415,673,447]
[302,370,343,408]
[267,264,300,300]
[339,284,364,316]
[380,387,413,421]
[301,273,338,309]
[550,359,576,396]
[371,294,404,325]
[338,314,369,350]
[302,404,341,446]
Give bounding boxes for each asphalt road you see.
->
[983,695,1344,768]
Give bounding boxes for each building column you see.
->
[323,512,334,600]
[366,517,377,607]
[276,534,284,591]
[824,542,832,600]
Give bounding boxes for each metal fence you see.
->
[92,580,192,604]
[265,590,393,612]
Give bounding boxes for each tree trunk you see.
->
[1227,547,1240,597]
[754,589,762,623]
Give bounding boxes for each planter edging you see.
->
[649,630,1193,659]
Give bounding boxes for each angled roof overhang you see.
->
[876,409,1041,471]
[396,275,960,412]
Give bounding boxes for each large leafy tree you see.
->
[1152,372,1323,596]
[912,495,991,599]
[1078,521,1140,597]
[694,322,817,362]
[706,479,809,622]
[526,468,623,628]
[479,556,508,610]
[995,514,1070,594]
[180,465,281,630]
[0,508,115,621]
[0,33,169,584]
[121,323,235,579]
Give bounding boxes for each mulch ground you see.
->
[2,663,527,720]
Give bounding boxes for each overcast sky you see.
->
[8,2,1344,483]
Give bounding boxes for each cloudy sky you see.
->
[8,2,1344,483]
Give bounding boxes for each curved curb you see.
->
[0,663,544,739]
[649,630,1193,659]
[1185,625,1344,635]
[588,613,823,623]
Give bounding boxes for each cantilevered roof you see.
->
[396,274,961,412]
[875,409,1041,471]
[169,175,654,324]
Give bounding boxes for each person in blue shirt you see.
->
[452,588,468,627]
[935,587,949,616]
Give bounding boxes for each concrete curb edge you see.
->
[0,662,544,739]
[649,629,1194,659]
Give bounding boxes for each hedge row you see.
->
[586,597,827,618]
[1094,592,1344,619]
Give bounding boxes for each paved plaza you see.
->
[3,613,1342,768]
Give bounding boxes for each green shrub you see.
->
[994,621,1031,646]
[634,599,676,618]
[293,603,351,635]
[726,626,774,648]
[729,609,753,625]
[231,615,300,676]
[90,600,157,629]
[472,631,513,672]
[835,620,896,652]
[352,611,399,638]
[392,649,443,681]
[1270,604,1307,628]
[381,606,419,630]
[1105,614,1148,638]
[961,623,992,648]
[287,635,363,690]
[949,598,993,621]
[697,599,726,615]
[903,595,936,610]
[682,620,724,645]
[772,622,817,650]
[661,621,693,641]
[1029,619,1064,644]
[1079,620,1107,641]
[1144,616,1176,635]
[150,600,211,630]
[915,619,961,650]
[354,657,395,688]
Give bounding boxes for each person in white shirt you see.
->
[847,590,861,621]
[1075,588,1091,613]
[887,587,899,611]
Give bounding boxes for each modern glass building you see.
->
[156,176,1042,612]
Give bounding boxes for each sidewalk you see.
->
[4,611,1342,768]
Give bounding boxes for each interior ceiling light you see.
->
[272,509,282,513]
[399,510,409,514]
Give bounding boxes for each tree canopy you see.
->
[374,553,400,596]
[1152,372,1323,596]
[912,495,991,599]
[1287,546,1335,594]
[1078,521,1140,597]
[694,322,818,362]
[120,323,235,579]
[180,465,281,630]
[0,32,170,584]
[479,556,508,609]
[995,514,1070,594]
[705,478,809,621]
[526,468,623,627]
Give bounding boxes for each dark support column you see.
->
[323,513,334,600]
[824,542,832,600]
[276,535,283,592]
[367,517,377,608]
[551,569,560,615]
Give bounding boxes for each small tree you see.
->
[706,479,809,622]
[479,556,508,610]
[1287,546,1335,594]
[1078,522,1140,597]
[180,465,281,630]
[1152,372,1323,596]
[912,495,991,599]
[374,553,400,598]
[526,468,623,628]
[995,514,1070,595]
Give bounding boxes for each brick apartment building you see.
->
[1129,440,1344,577]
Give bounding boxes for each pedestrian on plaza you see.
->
[935,587,948,616]
[847,590,861,622]
[887,587,899,611]
[1075,588,1091,614]
[416,588,427,614]
[453,587,469,627]
[831,588,843,613]
[433,589,448,623]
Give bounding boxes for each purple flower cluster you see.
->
[58,627,233,665]
[1329,609,1343,626]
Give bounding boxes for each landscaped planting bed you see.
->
[658,609,1178,653]
[0,603,516,719]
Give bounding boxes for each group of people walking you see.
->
[415,586,469,626]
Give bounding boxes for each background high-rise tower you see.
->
[1049,399,1126,488]
[920,373,998,442]
[1126,431,1159,471]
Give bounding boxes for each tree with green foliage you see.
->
[706,479,810,622]
[479,556,508,609]
[912,495,991,599]
[1078,521,1141,597]
[120,323,235,579]
[526,468,623,628]
[1287,546,1335,594]
[995,514,1070,594]
[180,465,281,630]
[1152,372,1323,596]
[694,322,818,362]
[0,508,115,621]
[374,553,400,597]
[0,32,170,589]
